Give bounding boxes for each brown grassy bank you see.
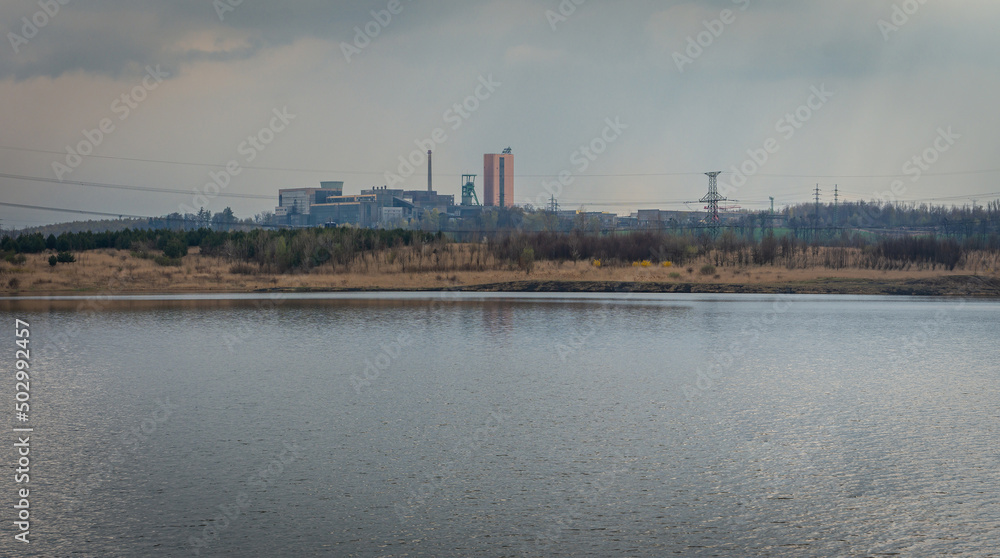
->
[2,245,999,297]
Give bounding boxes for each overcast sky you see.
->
[1,0,998,227]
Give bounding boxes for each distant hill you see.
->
[11,218,161,237]
[7,209,269,237]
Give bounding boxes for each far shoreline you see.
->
[257,276,1000,297]
[5,276,1000,299]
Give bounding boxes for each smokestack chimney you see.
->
[427,150,432,192]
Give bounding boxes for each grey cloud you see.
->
[0,1,389,80]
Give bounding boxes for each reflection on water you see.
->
[482,302,514,340]
[3,293,999,557]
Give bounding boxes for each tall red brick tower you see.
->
[483,148,513,207]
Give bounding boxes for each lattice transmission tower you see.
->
[700,171,726,235]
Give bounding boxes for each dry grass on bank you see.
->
[1,244,998,296]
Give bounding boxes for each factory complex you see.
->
[273,149,515,228]
[271,149,740,231]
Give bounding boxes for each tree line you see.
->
[3,225,994,275]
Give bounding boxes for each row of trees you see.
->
[487,230,973,271]
[2,228,215,255]
[1,226,437,256]
[155,207,273,231]
[202,228,441,274]
[10,207,272,239]
[736,200,1000,238]
[11,197,997,241]
[4,225,985,275]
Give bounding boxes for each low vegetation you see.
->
[1,226,998,295]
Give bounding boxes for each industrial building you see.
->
[483,148,514,207]
[273,182,347,227]
[636,209,690,229]
[266,153,763,233]
[273,149,498,228]
[274,184,458,228]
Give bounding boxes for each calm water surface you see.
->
[1,293,998,557]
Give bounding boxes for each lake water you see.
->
[2,292,999,557]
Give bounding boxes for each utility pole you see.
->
[768,196,775,232]
[834,184,839,228]
[814,184,822,239]
[549,195,559,213]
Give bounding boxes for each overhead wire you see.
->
[0,200,176,219]
[0,201,281,229]
[4,145,1000,179]
[0,172,273,200]
[2,143,999,225]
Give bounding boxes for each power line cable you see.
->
[0,145,368,175]
[0,201,282,229]
[0,172,273,200]
[5,145,999,179]
[5,167,994,214]
[0,147,701,177]
[750,170,1000,178]
[0,201,173,219]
